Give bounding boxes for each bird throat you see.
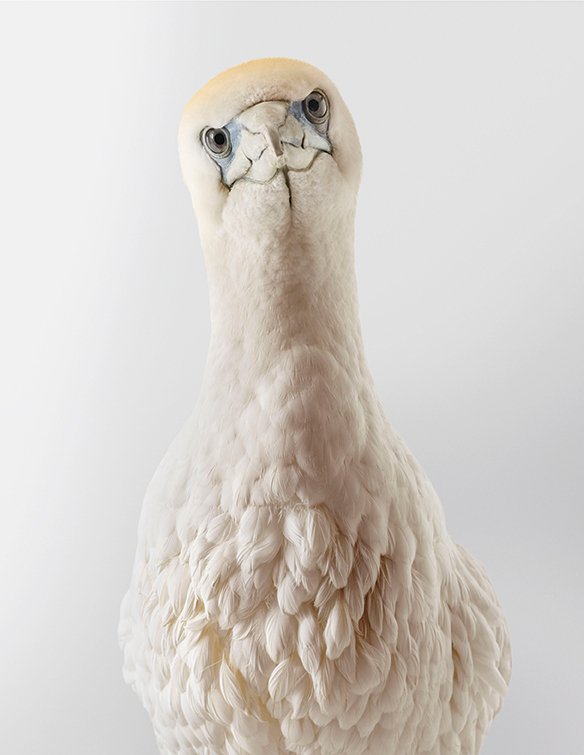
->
[194,196,374,513]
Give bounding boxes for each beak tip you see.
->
[262,125,284,160]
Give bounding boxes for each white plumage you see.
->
[120,58,511,754]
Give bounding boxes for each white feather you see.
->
[264,606,295,662]
[324,599,353,660]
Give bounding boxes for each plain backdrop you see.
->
[0,2,582,754]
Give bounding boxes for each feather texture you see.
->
[120,57,511,755]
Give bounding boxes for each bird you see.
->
[119,57,511,755]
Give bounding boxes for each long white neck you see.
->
[204,204,366,379]
[189,179,393,544]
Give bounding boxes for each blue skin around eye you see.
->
[288,100,330,145]
[208,99,331,184]
[209,119,242,184]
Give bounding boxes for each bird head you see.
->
[178,58,362,250]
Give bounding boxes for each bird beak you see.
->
[261,124,284,159]
[218,100,331,187]
[261,124,287,171]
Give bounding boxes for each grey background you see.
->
[1,2,582,753]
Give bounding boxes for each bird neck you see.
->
[202,214,366,379]
[192,211,391,526]
[188,192,394,519]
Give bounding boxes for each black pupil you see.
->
[214,131,226,146]
[308,98,320,113]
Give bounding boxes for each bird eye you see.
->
[302,90,329,125]
[202,127,232,158]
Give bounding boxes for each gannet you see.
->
[120,57,511,755]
